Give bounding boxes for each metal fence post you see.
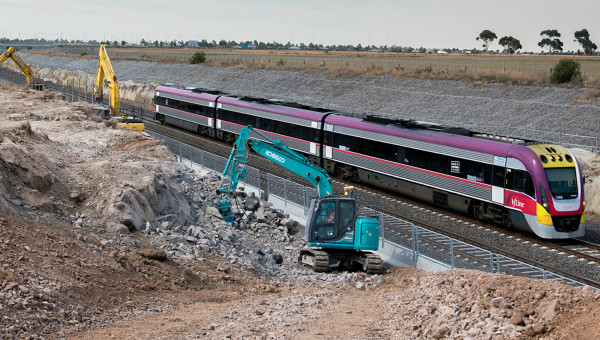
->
[413,226,419,264]
[179,143,182,162]
[450,238,455,268]
[518,60,521,73]
[533,60,535,75]
[303,187,307,215]
[200,149,205,167]
[379,212,384,242]
[283,180,287,206]
[267,174,271,199]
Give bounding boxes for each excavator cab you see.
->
[305,197,380,250]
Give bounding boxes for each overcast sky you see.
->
[2,0,599,52]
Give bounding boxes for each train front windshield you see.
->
[544,167,578,200]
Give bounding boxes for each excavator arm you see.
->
[0,47,35,87]
[94,44,120,116]
[219,125,332,197]
[217,125,333,222]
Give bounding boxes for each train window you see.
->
[505,168,515,189]
[310,129,320,143]
[397,146,406,164]
[515,170,535,197]
[429,154,449,174]
[409,149,429,169]
[492,166,505,187]
[466,161,491,184]
[380,143,396,162]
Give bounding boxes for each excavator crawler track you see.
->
[363,253,384,274]
[298,249,330,272]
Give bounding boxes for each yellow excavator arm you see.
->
[94,44,120,116]
[0,47,35,87]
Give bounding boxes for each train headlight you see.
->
[543,202,548,208]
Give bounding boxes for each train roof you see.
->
[218,95,334,122]
[325,113,537,160]
[156,85,224,101]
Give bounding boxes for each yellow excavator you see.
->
[0,47,45,90]
[94,44,145,132]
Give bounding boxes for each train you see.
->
[152,85,586,239]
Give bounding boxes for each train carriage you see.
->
[154,86,223,137]
[153,86,586,239]
[215,95,332,156]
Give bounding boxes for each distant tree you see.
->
[538,29,563,53]
[499,36,522,54]
[476,29,497,53]
[189,51,206,64]
[140,38,148,46]
[121,40,127,46]
[574,29,597,55]
[218,39,227,47]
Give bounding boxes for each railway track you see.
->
[3,68,600,287]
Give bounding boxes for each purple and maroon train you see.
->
[153,85,586,239]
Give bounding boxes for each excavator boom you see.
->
[93,45,144,132]
[94,44,120,116]
[0,47,42,89]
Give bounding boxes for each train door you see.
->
[321,123,335,172]
[323,123,334,160]
[491,156,506,204]
[310,121,320,157]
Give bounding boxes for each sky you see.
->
[2,0,599,52]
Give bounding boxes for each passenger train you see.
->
[153,85,586,239]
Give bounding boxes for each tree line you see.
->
[477,28,597,55]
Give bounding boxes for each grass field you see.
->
[40,47,600,86]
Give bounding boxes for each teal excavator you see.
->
[217,126,383,273]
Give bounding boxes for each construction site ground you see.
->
[1,85,600,339]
